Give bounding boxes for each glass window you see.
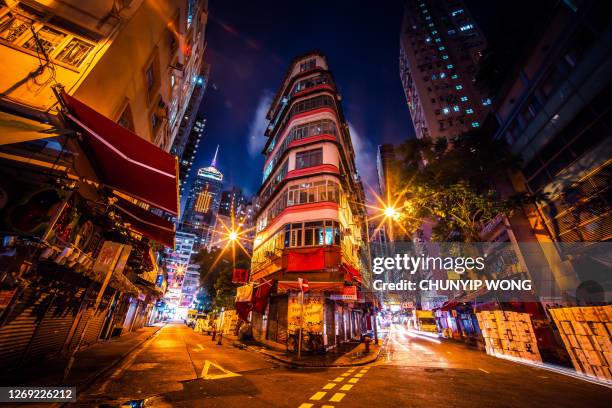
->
[55,37,93,67]
[0,12,32,43]
[22,25,66,54]
[295,148,323,170]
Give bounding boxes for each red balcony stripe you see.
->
[292,84,335,99]
[287,134,337,149]
[286,164,339,179]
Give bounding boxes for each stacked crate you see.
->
[476,310,542,362]
[549,305,612,382]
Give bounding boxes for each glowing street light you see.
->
[228,231,238,241]
[384,206,399,219]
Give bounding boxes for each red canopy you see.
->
[342,262,362,283]
[61,92,179,215]
[113,196,175,247]
[252,281,273,313]
[277,281,345,292]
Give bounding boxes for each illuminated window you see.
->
[434,37,441,43]
[440,72,446,79]
[471,122,480,128]
[447,64,454,69]
[451,74,459,79]
[460,24,474,31]
[455,85,463,90]
[442,55,449,60]
[448,29,456,35]
[439,46,445,51]
[482,98,492,106]
[195,191,214,212]
[442,107,450,115]
[466,108,474,114]
[460,96,468,102]
[453,105,460,112]
[451,9,464,16]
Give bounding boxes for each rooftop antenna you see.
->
[211,144,219,167]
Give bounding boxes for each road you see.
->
[76,323,612,407]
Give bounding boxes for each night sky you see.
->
[191,0,499,201]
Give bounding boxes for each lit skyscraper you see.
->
[181,146,224,251]
[399,0,490,139]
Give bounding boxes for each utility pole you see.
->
[297,289,304,359]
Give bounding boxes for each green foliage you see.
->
[193,246,250,311]
[393,130,538,242]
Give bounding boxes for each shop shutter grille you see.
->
[0,289,48,370]
[23,303,78,363]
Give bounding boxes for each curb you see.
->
[232,339,383,368]
[58,324,165,407]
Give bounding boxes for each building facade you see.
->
[175,116,206,199]
[399,0,489,139]
[248,51,370,349]
[0,0,209,151]
[491,1,612,303]
[181,147,224,251]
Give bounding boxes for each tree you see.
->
[193,246,250,310]
[392,130,538,242]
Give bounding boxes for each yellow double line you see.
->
[298,365,371,407]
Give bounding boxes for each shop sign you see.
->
[330,286,357,301]
[288,294,323,333]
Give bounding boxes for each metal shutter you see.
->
[0,289,48,370]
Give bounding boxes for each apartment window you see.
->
[54,37,93,67]
[453,105,460,112]
[117,103,135,132]
[460,96,468,102]
[447,64,454,69]
[442,107,450,115]
[295,148,323,170]
[471,121,480,128]
[482,98,492,106]
[0,10,95,68]
[0,12,32,43]
[22,25,65,54]
[451,74,459,79]
[144,51,161,103]
[299,58,316,72]
[466,108,474,114]
[455,85,463,90]
[448,29,456,35]
[459,24,474,31]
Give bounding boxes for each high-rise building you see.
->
[219,187,248,217]
[174,117,206,198]
[376,144,399,200]
[249,51,369,348]
[489,1,612,302]
[181,146,224,250]
[399,0,489,139]
[164,231,197,308]
[0,0,209,152]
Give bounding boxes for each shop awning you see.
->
[277,281,345,292]
[0,111,70,145]
[60,92,179,215]
[252,281,273,313]
[113,196,175,247]
[342,262,362,283]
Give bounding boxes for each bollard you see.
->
[364,336,372,353]
[212,329,216,341]
[217,333,223,345]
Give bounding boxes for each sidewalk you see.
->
[0,324,164,390]
[228,334,383,367]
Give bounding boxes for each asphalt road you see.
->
[75,323,612,408]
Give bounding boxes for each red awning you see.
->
[342,262,362,283]
[61,92,179,215]
[277,281,345,292]
[113,196,175,247]
[252,281,273,313]
[286,247,325,272]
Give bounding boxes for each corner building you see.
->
[249,51,370,348]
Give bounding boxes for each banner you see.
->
[330,285,357,301]
[286,248,325,271]
[232,268,249,284]
[235,284,254,302]
[288,294,324,333]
